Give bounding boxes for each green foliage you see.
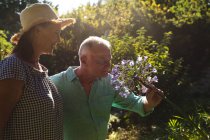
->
[108,124,140,140]
[135,0,210,27]
[107,34,136,63]
[108,105,210,139]
[0,0,40,33]
[167,0,208,27]
[64,0,210,34]
[108,27,184,96]
[0,0,57,34]
[59,0,210,90]
[189,67,210,95]
[0,30,13,60]
[167,110,210,140]
[108,27,172,66]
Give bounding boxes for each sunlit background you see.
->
[47,0,99,15]
[0,0,209,139]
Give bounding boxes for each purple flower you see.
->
[137,56,142,63]
[133,74,139,80]
[119,92,128,98]
[152,68,157,73]
[129,61,134,66]
[121,60,127,65]
[147,76,152,82]
[151,76,158,83]
[144,56,148,61]
[111,55,159,98]
[145,63,152,70]
[114,85,121,90]
[111,74,120,86]
[111,65,119,75]
[111,78,117,85]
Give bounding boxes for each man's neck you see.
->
[75,67,96,96]
[75,67,96,84]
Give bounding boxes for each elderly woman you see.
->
[0,3,75,139]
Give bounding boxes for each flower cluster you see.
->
[111,57,209,139]
[111,55,158,98]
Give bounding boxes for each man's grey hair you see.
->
[78,36,111,57]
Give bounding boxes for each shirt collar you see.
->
[66,66,108,82]
[66,66,79,81]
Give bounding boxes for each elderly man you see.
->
[50,36,162,140]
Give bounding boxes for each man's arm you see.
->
[49,72,65,92]
[0,79,24,139]
[143,88,163,113]
[113,92,153,117]
[109,72,162,116]
[112,86,162,116]
[113,90,163,116]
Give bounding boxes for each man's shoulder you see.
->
[50,67,74,82]
[97,74,113,88]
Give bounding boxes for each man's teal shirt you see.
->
[50,67,152,140]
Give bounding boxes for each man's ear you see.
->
[80,55,87,65]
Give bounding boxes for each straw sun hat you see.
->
[11,3,76,45]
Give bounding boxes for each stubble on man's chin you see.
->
[100,73,109,78]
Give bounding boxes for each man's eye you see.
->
[96,60,111,65]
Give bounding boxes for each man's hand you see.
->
[143,87,164,113]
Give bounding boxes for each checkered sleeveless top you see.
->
[0,55,63,140]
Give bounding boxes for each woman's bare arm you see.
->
[0,79,24,139]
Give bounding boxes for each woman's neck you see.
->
[14,53,42,71]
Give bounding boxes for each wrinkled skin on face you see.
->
[82,46,112,79]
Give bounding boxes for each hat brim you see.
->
[52,18,76,30]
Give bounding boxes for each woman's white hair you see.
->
[78,36,111,57]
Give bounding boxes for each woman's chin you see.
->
[42,50,53,55]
